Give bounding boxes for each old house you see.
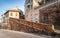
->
[1,8,24,29]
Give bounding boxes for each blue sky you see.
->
[0,0,25,18]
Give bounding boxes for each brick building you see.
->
[25,0,59,25]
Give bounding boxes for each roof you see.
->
[9,8,19,11]
[3,8,23,15]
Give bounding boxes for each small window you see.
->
[34,14,38,22]
[16,13,18,16]
[11,13,13,16]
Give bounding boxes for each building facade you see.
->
[1,8,24,29]
[25,0,58,25]
[25,0,40,22]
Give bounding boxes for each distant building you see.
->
[1,8,24,29]
[25,0,58,25]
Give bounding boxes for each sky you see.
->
[0,0,25,18]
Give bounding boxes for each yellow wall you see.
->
[9,11,19,19]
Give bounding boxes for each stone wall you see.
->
[9,18,55,35]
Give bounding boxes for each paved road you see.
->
[0,29,54,38]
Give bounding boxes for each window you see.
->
[43,13,48,23]
[16,13,18,16]
[34,14,38,22]
[27,5,30,8]
[11,13,13,16]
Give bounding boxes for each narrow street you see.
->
[0,29,53,38]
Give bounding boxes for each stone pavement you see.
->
[0,29,54,38]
